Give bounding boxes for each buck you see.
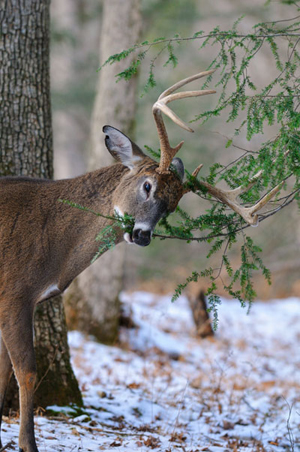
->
[0,71,282,452]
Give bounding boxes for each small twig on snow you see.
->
[282,397,295,452]
[0,441,14,452]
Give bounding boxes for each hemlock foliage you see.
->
[100,8,300,327]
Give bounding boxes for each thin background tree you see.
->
[64,0,142,343]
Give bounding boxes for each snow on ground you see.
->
[2,292,300,451]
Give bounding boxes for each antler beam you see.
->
[199,178,284,226]
[183,163,284,226]
[153,70,216,174]
[185,150,289,226]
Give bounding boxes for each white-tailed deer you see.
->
[0,71,282,451]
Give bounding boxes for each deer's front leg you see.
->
[0,336,13,448]
[0,305,38,452]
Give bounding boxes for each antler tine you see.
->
[190,176,284,226]
[156,90,217,133]
[153,70,216,174]
[158,70,216,100]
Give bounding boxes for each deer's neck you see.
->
[58,163,128,216]
[44,163,129,292]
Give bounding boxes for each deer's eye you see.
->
[143,181,152,195]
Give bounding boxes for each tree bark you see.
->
[64,0,142,344]
[0,0,82,410]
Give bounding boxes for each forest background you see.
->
[51,0,300,313]
[0,0,299,445]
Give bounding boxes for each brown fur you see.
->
[0,149,184,451]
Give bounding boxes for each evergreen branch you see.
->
[131,32,300,51]
[100,8,300,316]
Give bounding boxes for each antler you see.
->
[153,71,283,225]
[185,167,284,226]
[153,70,216,174]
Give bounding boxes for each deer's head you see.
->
[104,125,184,246]
[103,71,216,247]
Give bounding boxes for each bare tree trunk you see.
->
[51,0,102,180]
[90,0,141,168]
[188,291,214,338]
[64,0,141,344]
[0,0,82,410]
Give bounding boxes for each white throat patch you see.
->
[114,205,124,218]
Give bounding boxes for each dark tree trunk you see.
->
[0,0,82,410]
[33,300,82,408]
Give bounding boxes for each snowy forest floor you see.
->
[2,292,300,451]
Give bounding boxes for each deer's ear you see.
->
[171,157,185,182]
[103,125,145,169]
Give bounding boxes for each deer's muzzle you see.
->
[132,228,151,247]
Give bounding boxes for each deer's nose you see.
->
[132,229,151,247]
